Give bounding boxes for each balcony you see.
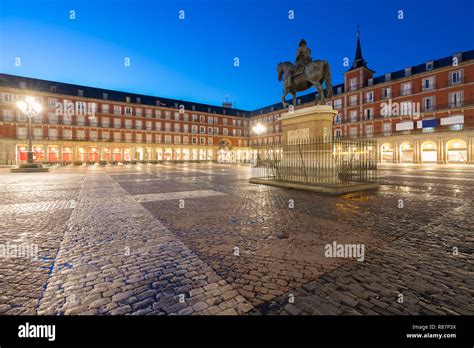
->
[447,76,464,86]
[422,83,436,92]
[400,88,412,96]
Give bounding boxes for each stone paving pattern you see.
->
[0,163,472,315]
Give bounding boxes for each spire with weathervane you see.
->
[350,26,368,70]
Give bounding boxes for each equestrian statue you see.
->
[277,39,333,108]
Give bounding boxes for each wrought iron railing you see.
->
[250,137,377,188]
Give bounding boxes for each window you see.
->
[350,111,358,123]
[102,93,108,100]
[102,117,110,127]
[102,104,110,114]
[135,133,142,142]
[183,124,189,133]
[174,135,181,144]
[449,91,463,108]
[426,61,434,70]
[214,127,218,135]
[192,137,197,144]
[89,130,98,141]
[349,95,358,106]
[208,137,213,145]
[208,127,213,134]
[423,97,435,112]
[3,93,15,104]
[349,78,358,91]
[125,119,132,129]
[223,118,228,125]
[334,129,342,139]
[382,87,391,99]
[77,130,85,140]
[165,135,171,144]
[174,123,180,132]
[48,128,58,140]
[48,98,57,108]
[174,112,180,121]
[136,120,143,129]
[113,131,121,141]
[223,128,228,135]
[382,123,392,135]
[146,109,153,118]
[349,127,357,138]
[449,70,463,85]
[365,125,374,137]
[200,126,205,134]
[192,114,197,122]
[114,118,121,128]
[76,115,85,126]
[48,113,58,124]
[200,137,205,145]
[364,108,374,120]
[422,77,435,91]
[400,101,412,116]
[183,113,189,122]
[155,110,161,118]
[183,136,189,144]
[3,109,13,121]
[400,82,412,96]
[78,89,84,97]
[63,129,73,140]
[146,121,152,130]
[365,92,374,103]
[136,108,143,116]
[146,134,152,143]
[156,122,162,131]
[165,111,171,119]
[125,107,132,115]
[165,122,171,131]
[17,127,27,139]
[113,105,122,115]
[199,115,205,123]
[191,125,197,134]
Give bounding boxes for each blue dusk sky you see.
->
[0,0,473,110]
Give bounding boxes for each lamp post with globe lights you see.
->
[252,123,266,163]
[16,96,42,165]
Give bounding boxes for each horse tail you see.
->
[324,61,333,98]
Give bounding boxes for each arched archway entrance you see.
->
[446,139,467,163]
[217,139,233,163]
[380,143,393,163]
[421,141,437,163]
[400,142,414,163]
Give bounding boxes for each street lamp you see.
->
[17,96,42,164]
[252,123,266,163]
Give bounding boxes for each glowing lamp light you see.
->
[252,123,266,135]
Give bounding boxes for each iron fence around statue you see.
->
[250,137,377,188]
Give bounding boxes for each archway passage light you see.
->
[252,123,266,135]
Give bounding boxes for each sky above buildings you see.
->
[0,0,473,110]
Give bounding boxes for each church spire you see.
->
[351,26,367,70]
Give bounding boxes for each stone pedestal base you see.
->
[280,105,337,143]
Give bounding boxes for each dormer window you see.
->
[126,96,131,103]
[368,78,373,86]
[136,97,141,104]
[453,52,463,65]
[385,73,391,82]
[337,86,342,94]
[78,89,84,97]
[102,93,108,100]
[50,86,57,93]
[19,81,27,89]
[404,67,412,77]
[426,61,434,71]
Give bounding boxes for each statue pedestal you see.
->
[280,105,337,143]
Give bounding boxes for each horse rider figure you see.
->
[285,39,312,89]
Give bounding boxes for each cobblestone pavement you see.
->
[0,163,472,315]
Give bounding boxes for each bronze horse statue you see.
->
[277,60,333,108]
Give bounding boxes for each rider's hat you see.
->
[299,39,307,46]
